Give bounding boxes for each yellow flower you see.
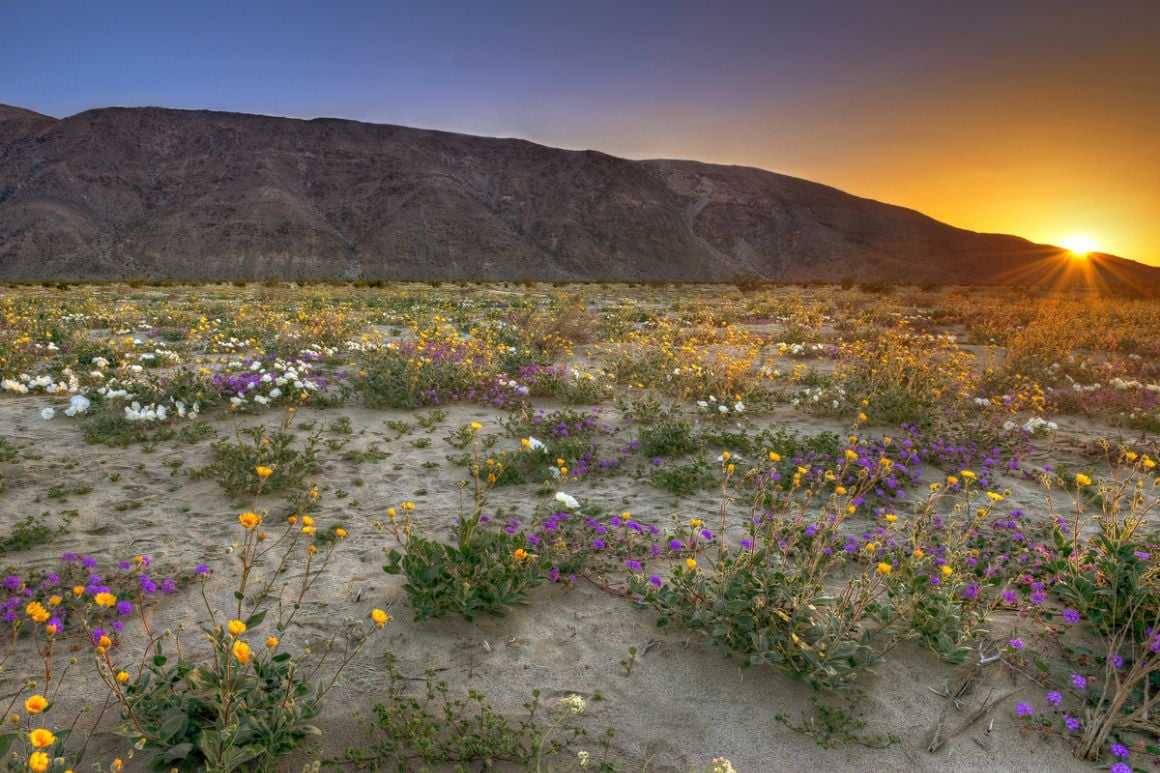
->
[96,635,112,650]
[857,412,868,422]
[302,515,314,526]
[371,608,390,628]
[238,511,262,529]
[25,602,50,623]
[302,526,316,535]
[685,558,697,570]
[876,562,892,575]
[72,585,84,597]
[28,752,49,773]
[29,728,56,748]
[768,451,781,462]
[940,565,953,576]
[1075,473,1092,487]
[116,671,129,684]
[232,640,252,664]
[913,549,925,559]
[834,486,847,495]
[227,619,247,636]
[93,592,117,608]
[987,492,1004,502]
[470,422,482,430]
[266,637,280,648]
[883,514,897,523]
[689,518,703,528]
[946,475,959,486]
[513,548,530,561]
[48,595,62,607]
[1143,456,1155,469]
[960,470,976,480]
[255,465,273,479]
[335,528,348,538]
[24,695,48,715]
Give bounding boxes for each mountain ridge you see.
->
[1,103,1156,288]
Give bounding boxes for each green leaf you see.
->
[159,712,187,743]
[161,742,193,763]
[234,590,245,600]
[272,652,292,663]
[245,609,267,627]
[0,734,16,758]
[152,654,167,667]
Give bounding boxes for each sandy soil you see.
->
[2,395,1147,772]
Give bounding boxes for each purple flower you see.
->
[1109,743,1129,760]
[1109,764,1130,773]
[60,552,78,562]
[161,578,176,593]
[625,560,642,571]
[648,575,662,587]
[1015,702,1034,717]
[115,600,133,616]
[1001,590,1018,605]
[591,539,605,550]
[3,576,21,590]
[1071,673,1087,690]
[1009,638,1024,650]
[1045,691,1062,707]
[1134,551,1151,560]
[1062,608,1081,624]
[195,565,209,576]
[548,567,560,582]
[1029,591,1046,605]
[1063,714,1082,731]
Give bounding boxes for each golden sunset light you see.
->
[1063,235,1100,257]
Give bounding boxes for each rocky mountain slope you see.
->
[1,104,1156,287]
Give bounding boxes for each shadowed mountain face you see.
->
[0,104,1156,287]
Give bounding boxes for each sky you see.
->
[2,0,1158,265]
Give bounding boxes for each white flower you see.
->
[63,395,91,416]
[561,694,586,714]
[718,405,729,413]
[40,406,55,420]
[733,401,745,413]
[526,436,547,452]
[555,492,579,509]
[577,750,590,768]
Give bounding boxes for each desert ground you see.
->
[1,281,1157,772]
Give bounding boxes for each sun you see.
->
[1062,235,1099,257]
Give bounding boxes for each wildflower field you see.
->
[0,281,1157,772]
